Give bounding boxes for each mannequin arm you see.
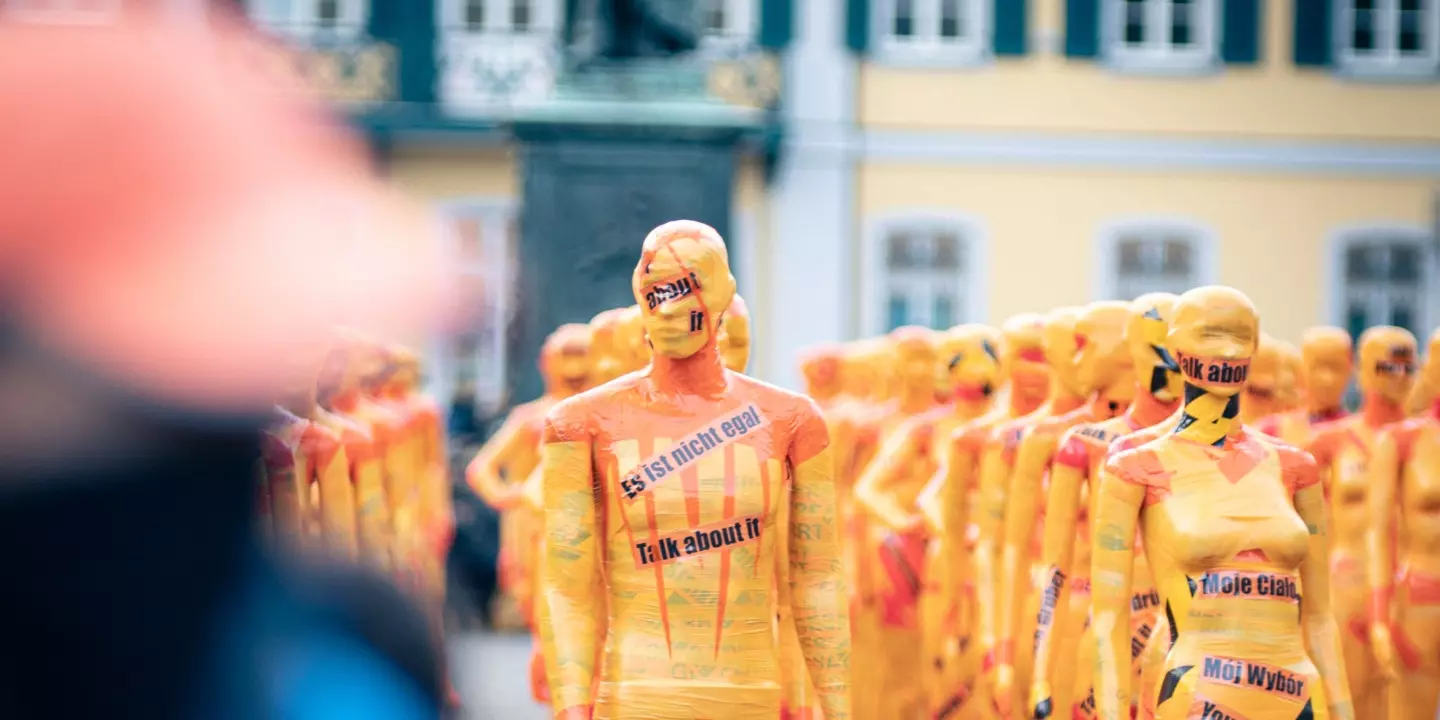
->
[1366,429,1403,678]
[918,431,976,537]
[996,431,1054,669]
[789,445,853,720]
[466,416,528,511]
[972,441,1012,668]
[1029,434,1086,711]
[854,428,919,531]
[1089,464,1143,720]
[538,421,600,717]
[1293,478,1354,719]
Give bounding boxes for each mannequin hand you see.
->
[1028,680,1053,719]
[1369,623,1401,681]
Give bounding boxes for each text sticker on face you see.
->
[1176,353,1251,389]
[1379,346,1417,375]
[642,271,702,312]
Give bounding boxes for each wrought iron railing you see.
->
[243,24,399,106]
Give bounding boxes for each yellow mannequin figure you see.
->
[1239,335,1285,425]
[537,220,851,720]
[1276,340,1305,413]
[1366,327,1440,720]
[381,346,451,583]
[1029,293,1184,720]
[992,302,1133,716]
[315,338,396,570]
[1256,327,1353,448]
[467,323,593,616]
[851,326,940,720]
[1305,326,1412,719]
[614,304,654,373]
[913,313,1051,719]
[353,339,425,588]
[718,294,752,374]
[856,325,1000,719]
[1089,286,1353,720]
[799,344,845,412]
[589,308,630,387]
[1405,329,1440,417]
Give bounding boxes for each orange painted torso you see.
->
[547,372,827,716]
[1108,431,1326,717]
[1312,419,1385,580]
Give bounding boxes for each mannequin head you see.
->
[1300,326,1353,413]
[840,340,883,400]
[1073,301,1134,405]
[632,220,736,360]
[1274,340,1304,411]
[800,343,844,402]
[1042,306,1084,396]
[717,294,752,373]
[1168,286,1259,398]
[384,344,421,394]
[1243,335,1285,418]
[1125,292,1182,404]
[939,324,1003,401]
[587,307,627,386]
[1422,329,1440,400]
[890,326,940,400]
[999,312,1051,405]
[1357,325,1418,406]
[613,305,651,373]
[540,323,594,398]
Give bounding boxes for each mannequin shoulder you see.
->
[1056,418,1123,468]
[1265,439,1320,493]
[729,373,823,424]
[1100,442,1173,487]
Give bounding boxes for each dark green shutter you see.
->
[846,0,870,55]
[1065,0,1100,58]
[1293,0,1333,67]
[759,0,794,50]
[993,0,1028,56]
[1221,0,1263,64]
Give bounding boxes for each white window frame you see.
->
[439,0,559,34]
[429,199,516,419]
[871,0,991,67]
[861,212,989,337]
[1092,217,1219,300]
[244,0,369,40]
[1334,0,1440,79]
[3,0,122,24]
[1325,224,1435,341]
[1102,0,1220,75]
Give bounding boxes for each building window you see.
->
[1104,0,1219,72]
[697,0,756,54]
[431,202,516,416]
[874,0,989,65]
[442,0,552,33]
[1336,0,1440,77]
[246,0,367,37]
[1339,235,1427,342]
[882,227,969,331]
[1096,221,1215,300]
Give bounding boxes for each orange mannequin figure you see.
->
[718,294,752,374]
[798,344,844,412]
[991,302,1133,716]
[1255,327,1353,448]
[1365,327,1440,720]
[352,339,426,588]
[382,346,452,594]
[1306,326,1413,719]
[914,313,1051,719]
[856,324,1000,719]
[613,304,654,373]
[1238,335,1285,425]
[1029,293,1183,720]
[467,323,593,615]
[590,308,630,387]
[537,220,851,720]
[314,339,395,570]
[1276,340,1305,413]
[1089,286,1353,720]
[1404,330,1440,417]
[852,326,941,720]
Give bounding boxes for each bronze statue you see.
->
[564,0,701,63]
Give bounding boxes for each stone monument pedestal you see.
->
[507,60,761,403]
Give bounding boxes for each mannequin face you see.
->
[1168,286,1259,398]
[800,344,844,399]
[540,323,594,396]
[632,221,736,360]
[1301,327,1353,411]
[999,312,1051,401]
[1073,301,1133,400]
[1357,325,1418,405]
[1244,337,1284,411]
[1042,307,1083,395]
[1125,293,1182,403]
[717,295,752,373]
[939,324,1002,400]
[890,326,939,394]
